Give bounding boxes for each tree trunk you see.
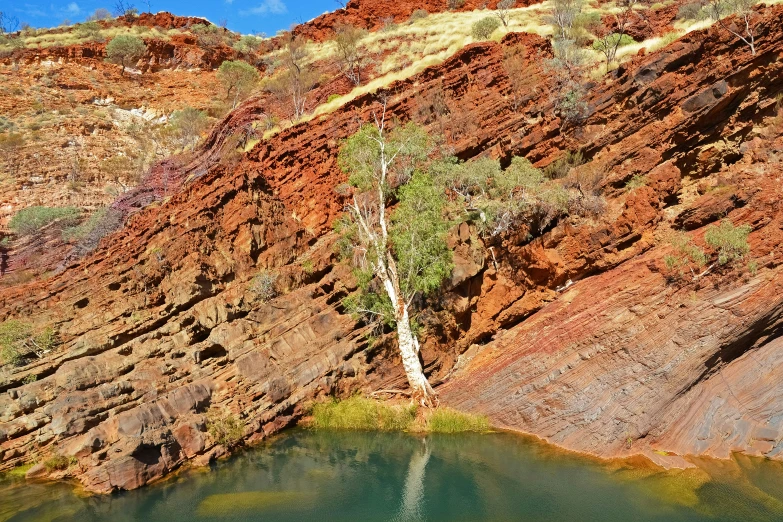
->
[395,305,436,406]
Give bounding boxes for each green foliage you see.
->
[471,16,501,40]
[22,373,37,384]
[338,122,430,194]
[592,32,636,52]
[390,173,453,299]
[75,21,101,40]
[106,35,146,72]
[677,1,709,19]
[62,207,108,242]
[625,174,647,191]
[0,320,57,365]
[217,60,259,108]
[437,155,574,236]
[670,231,708,266]
[327,94,341,103]
[191,23,225,48]
[233,35,262,54]
[544,150,584,179]
[426,407,490,433]
[43,454,76,472]
[206,410,245,448]
[168,107,209,148]
[409,9,429,22]
[311,396,417,431]
[663,231,707,280]
[9,206,80,236]
[704,219,751,265]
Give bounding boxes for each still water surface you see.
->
[3,430,783,521]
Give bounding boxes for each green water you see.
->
[4,430,783,521]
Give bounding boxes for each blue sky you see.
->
[9,0,336,35]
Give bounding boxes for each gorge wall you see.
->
[1,2,783,492]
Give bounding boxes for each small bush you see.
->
[471,16,502,40]
[206,410,245,448]
[625,174,647,191]
[249,270,279,301]
[327,93,341,103]
[191,23,225,48]
[44,454,76,472]
[0,320,57,365]
[704,219,751,265]
[427,407,490,433]
[62,208,108,242]
[233,35,262,54]
[592,33,636,53]
[106,35,146,73]
[447,0,466,9]
[544,150,584,179]
[676,1,706,20]
[409,9,429,22]
[9,206,80,236]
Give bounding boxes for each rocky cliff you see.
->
[1,1,783,493]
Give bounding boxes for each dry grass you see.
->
[0,25,183,51]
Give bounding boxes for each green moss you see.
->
[5,463,34,477]
[427,407,490,433]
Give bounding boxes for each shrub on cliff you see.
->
[705,219,751,265]
[0,320,57,366]
[409,9,428,22]
[217,60,259,109]
[471,17,501,40]
[592,33,636,67]
[43,454,76,472]
[168,106,209,149]
[332,23,369,86]
[106,34,146,75]
[206,410,245,448]
[75,21,102,41]
[9,206,80,236]
[262,33,319,122]
[232,35,262,55]
[249,270,279,302]
[191,23,225,48]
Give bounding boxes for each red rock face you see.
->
[294,0,534,42]
[2,2,783,492]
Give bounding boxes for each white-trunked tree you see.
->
[336,103,452,406]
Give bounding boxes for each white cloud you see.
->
[66,2,80,14]
[241,0,287,15]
